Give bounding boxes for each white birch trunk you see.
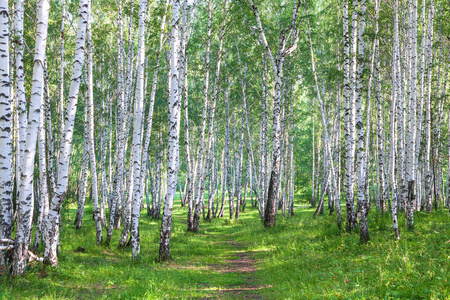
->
[391,0,400,238]
[44,0,88,266]
[139,0,168,217]
[220,85,231,219]
[34,80,50,250]
[14,0,26,200]
[259,57,268,218]
[306,15,341,229]
[249,0,301,228]
[106,0,126,244]
[192,0,212,232]
[127,0,148,259]
[159,0,181,260]
[205,0,228,222]
[343,0,356,231]
[86,0,102,244]
[0,0,12,241]
[355,0,369,243]
[74,90,89,229]
[424,0,434,213]
[235,109,245,221]
[13,0,50,275]
[406,0,418,229]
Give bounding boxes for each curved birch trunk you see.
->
[306,14,341,229]
[248,0,301,228]
[44,0,88,266]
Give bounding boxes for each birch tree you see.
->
[248,0,301,228]
[159,0,181,261]
[106,0,126,244]
[391,0,400,239]
[405,0,418,230]
[0,0,12,241]
[44,0,89,266]
[354,0,369,243]
[86,0,102,244]
[13,0,50,275]
[192,0,212,232]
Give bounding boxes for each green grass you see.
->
[1,191,450,299]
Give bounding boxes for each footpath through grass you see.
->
[1,193,450,299]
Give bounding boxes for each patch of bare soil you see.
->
[211,241,270,299]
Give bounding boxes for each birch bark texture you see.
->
[248,0,301,228]
[192,0,212,232]
[159,0,181,261]
[86,0,102,244]
[0,0,12,241]
[129,0,148,259]
[13,0,50,275]
[44,0,88,266]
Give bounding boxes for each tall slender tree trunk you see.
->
[192,0,212,232]
[159,0,181,261]
[424,0,434,213]
[220,85,231,219]
[126,0,148,259]
[259,57,268,217]
[0,0,12,242]
[34,75,50,251]
[406,0,418,230]
[74,92,89,229]
[343,0,356,231]
[106,0,126,245]
[13,0,50,275]
[86,0,102,244]
[235,109,245,221]
[306,14,341,229]
[249,0,301,228]
[355,0,369,244]
[205,0,228,222]
[44,0,88,266]
[14,0,26,207]
[391,0,401,239]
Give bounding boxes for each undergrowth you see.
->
[1,191,449,299]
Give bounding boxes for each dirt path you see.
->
[209,240,269,299]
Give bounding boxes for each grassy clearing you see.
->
[1,191,450,299]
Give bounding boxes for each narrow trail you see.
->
[204,237,270,299]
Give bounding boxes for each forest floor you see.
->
[1,191,450,299]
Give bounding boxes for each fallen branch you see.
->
[0,245,14,251]
[27,251,44,262]
[0,238,15,244]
